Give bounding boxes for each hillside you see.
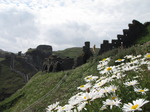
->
[0,55,37,102]
[0,40,149,112]
[53,47,99,59]
[53,47,83,58]
[0,64,25,102]
[0,45,54,102]
[0,49,10,59]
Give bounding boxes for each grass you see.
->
[53,47,83,58]
[0,60,99,112]
[0,41,149,112]
[0,64,25,102]
[0,56,37,102]
[53,47,99,59]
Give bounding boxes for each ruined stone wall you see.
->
[98,20,146,55]
[42,20,148,72]
[42,55,74,72]
[42,41,93,72]
[73,41,93,68]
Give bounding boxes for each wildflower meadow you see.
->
[46,53,150,112]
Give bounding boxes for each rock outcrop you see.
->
[26,45,52,70]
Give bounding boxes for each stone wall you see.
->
[42,55,74,72]
[73,41,93,68]
[39,20,148,72]
[98,20,146,55]
[42,41,93,72]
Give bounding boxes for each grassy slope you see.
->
[53,47,99,59]
[0,41,150,112]
[0,64,25,102]
[53,47,83,58]
[0,59,99,112]
[0,56,37,102]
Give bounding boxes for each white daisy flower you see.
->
[68,94,82,106]
[131,55,142,60]
[109,95,120,100]
[100,105,107,110]
[94,79,107,88]
[80,92,93,101]
[84,75,98,82]
[108,85,118,93]
[57,104,73,112]
[96,76,107,82]
[122,99,149,112]
[124,80,139,86]
[97,58,111,70]
[133,76,140,79]
[105,67,113,71]
[144,53,150,58]
[124,55,133,59]
[103,99,121,109]
[90,89,105,101]
[97,64,104,71]
[115,73,126,79]
[134,88,149,94]
[77,83,91,91]
[101,57,111,62]
[102,86,116,95]
[46,102,59,112]
[76,101,88,111]
[115,58,125,63]
[97,58,110,70]
[100,66,116,74]
[136,54,142,59]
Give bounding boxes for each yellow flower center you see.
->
[87,77,92,80]
[102,58,107,61]
[98,82,102,85]
[111,96,117,100]
[80,85,85,88]
[146,54,150,58]
[117,59,122,61]
[62,107,66,110]
[104,90,107,92]
[131,104,139,109]
[84,96,87,99]
[106,67,112,71]
[138,89,145,92]
[112,89,116,91]
[128,83,133,85]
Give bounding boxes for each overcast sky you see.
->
[0,0,150,53]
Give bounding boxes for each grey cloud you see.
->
[108,0,150,21]
[93,0,150,23]
[0,8,39,52]
[44,22,102,50]
[0,0,150,53]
